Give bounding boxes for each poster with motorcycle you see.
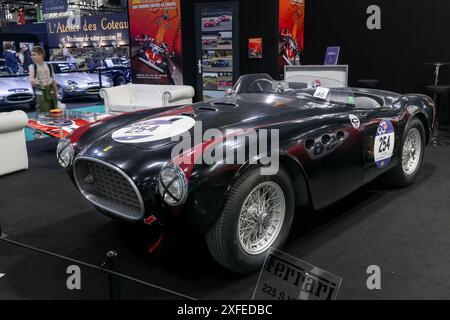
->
[278,0,305,79]
[128,0,183,85]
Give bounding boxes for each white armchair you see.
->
[0,110,29,176]
[100,84,195,115]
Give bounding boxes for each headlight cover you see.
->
[158,163,188,206]
[56,138,74,168]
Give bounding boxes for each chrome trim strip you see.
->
[73,156,145,221]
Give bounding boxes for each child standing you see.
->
[28,46,58,114]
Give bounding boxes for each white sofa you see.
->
[100,84,195,115]
[0,110,29,176]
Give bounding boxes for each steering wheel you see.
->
[248,78,275,93]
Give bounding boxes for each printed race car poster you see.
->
[128,0,183,85]
[278,0,305,79]
[248,38,263,59]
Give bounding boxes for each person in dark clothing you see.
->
[87,58,96,73]
[2,43,20,74]
[21,44,33,73]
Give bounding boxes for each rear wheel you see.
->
[115,76,126,86]
[385,118,426,187]
[206,166,295,274]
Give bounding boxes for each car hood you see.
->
[77,93,352,181]
[0,76,33,95]
[83,93,346,153]
[55,72,110,86]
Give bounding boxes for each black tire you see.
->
[160,62,168,72]
[58,86,66,102]
[115,75,126,86]
[385,118,426,187]
[206,166,295,274]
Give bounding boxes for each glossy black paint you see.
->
[65,77,434,232]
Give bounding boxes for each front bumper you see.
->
[0,93,35,107]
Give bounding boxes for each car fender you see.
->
[401,94,435,145]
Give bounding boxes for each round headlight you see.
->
[158,163,188,206]
[57,138,74,168]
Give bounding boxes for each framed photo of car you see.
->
[248,38,263,59]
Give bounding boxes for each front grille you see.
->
[74,157,144,221]
[6,93,33,103]
[85,87,101,95]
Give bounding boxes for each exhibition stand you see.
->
[2,0,450,302]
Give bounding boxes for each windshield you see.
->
[0,58,16,78]
[51,62,79,74]
[0,65,14,77]
[232,74,357,107]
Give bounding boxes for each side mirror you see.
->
[224,88,235,97]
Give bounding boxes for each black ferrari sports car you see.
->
[57,74,434,273]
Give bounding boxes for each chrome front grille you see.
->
[85,87,101,95]
[73,157,144,221]
[6,93,33,103]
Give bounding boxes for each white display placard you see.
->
[313,87,330,99]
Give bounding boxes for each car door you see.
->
[295,104,366,210]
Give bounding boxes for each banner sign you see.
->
[278,0,305,79]
[46,13,130,48]
[128,0,183,85]
[42,0,68,15]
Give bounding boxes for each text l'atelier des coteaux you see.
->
[48,18,128,34]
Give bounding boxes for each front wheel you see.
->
[206,166,295,274]
[58,86,66,102]
[385,118,426,187]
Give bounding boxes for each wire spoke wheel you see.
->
[402,128,422,175]
[238,181,286,255]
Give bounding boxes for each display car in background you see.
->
[95,58,131,87]
[57,74,434,273]
[0,59,35,109]
[49,61,113,101]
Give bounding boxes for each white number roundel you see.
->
[374,119,395,168]
[112,115,196,144]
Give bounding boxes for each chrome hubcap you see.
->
[238,181,286,255]
[402,128,422,175]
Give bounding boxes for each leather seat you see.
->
[0,110,29,176]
